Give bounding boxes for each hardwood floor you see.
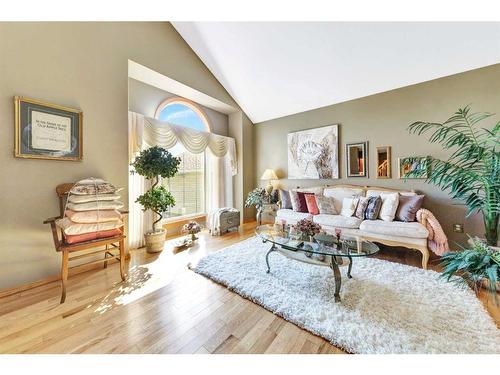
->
[0,222,498,354]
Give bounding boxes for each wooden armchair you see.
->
[44,183,127,303]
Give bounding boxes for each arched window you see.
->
[155,98,210,132]
[156,98,209,219]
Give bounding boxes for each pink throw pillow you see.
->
[64,228,122,244]
[304,194,319,215]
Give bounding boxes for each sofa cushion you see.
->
[276,209,313,224]
[323,186,365,213]
[359,220,429,238]
[340,197,359,217]
[396,194,425,222]
[290,191,308,213]
[313,214,363,229]
[305,194,320,215]
[366,189,416,197]
[365,196,382,220]
[379,192,399,222]
[315,195,337,215]
[279,189,292,209]
[355,196,370,219]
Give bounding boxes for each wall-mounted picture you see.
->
[287,124,339,179]
[14,96,83,161]
[376,146,391,178]
[398,156,429,179]
[346,141,368,177]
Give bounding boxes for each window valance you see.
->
[128,111,237,175]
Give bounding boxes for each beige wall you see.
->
[254,64,500,246]
[0,22,252,290]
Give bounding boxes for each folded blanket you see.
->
[416,208,450,255]
[66,200,124,212]
[56,217,123,235]
[64,228,122,244]
[68,193,121,204]
[65,209,122,224]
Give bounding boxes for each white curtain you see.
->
[128,111,237,174]
[128,111,237,248]
[205,149,234,214]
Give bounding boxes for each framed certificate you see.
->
[14,96,83,161]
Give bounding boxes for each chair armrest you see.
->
[43,216,61,224]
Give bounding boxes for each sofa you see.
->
[275,185,431,269]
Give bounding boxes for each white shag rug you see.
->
[194,236,500,354]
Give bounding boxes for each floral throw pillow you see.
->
[365,196,382,220]
[315,196,337,215]
[355,196,370,219]
[341,196,359,217]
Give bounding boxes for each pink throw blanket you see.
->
[416,208,450,255]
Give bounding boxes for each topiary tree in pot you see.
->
[404,106,499,247]
[131,146,180,253]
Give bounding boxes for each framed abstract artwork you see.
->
[14,96,83,161]
[398,156,429,179]
[287,124,339,179]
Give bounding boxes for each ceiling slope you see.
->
[173,22,500,123]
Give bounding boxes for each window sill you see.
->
[162,213,207,226]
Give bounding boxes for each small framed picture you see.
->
[14,96,83,161]
[398,156,429,179]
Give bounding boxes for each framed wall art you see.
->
[376,146,391,178]
[346,141,368,178]
[287,124,339,179]
[398,156,429,179]
[14,96,83,161]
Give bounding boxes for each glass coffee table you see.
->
[256,224,380,302]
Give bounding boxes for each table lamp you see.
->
[260,169,278,195]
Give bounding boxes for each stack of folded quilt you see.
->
[56,178,124,244]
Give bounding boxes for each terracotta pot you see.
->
[144,229,166,253]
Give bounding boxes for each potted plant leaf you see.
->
[405,106,499,247]
[440,237,499,304]
[245,187,268,224]
[131,146,180,253]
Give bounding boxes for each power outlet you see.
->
[453,223,464,233]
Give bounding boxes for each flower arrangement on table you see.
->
[181,221,202,241]
[293,219,322,241]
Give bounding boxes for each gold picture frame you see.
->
[14,96,83,161]
[376,146,391,179]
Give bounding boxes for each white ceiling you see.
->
[172,22,500,123]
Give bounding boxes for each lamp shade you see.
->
[260,169,278,180]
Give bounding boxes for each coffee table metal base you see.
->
[264,241,350,303]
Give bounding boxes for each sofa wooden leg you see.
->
[421,247,430,270]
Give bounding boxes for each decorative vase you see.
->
[144,228,166,253]
[191,233,198,241]
[256,208,263,225]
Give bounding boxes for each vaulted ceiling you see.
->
[173,22,500,123]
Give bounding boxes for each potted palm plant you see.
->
[405,106,499,246]
[131,146,180,253]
